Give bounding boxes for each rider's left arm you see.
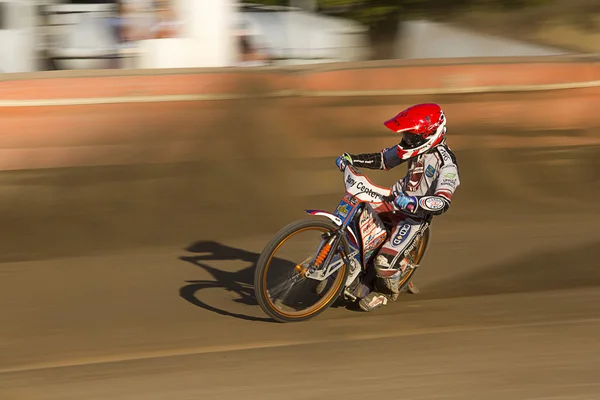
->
[397,162,461,216]
[425,163,461,215]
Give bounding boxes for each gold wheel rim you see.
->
[398,230,428,287]
[262,226,347,319]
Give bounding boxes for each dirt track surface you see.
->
[1,146,600,399]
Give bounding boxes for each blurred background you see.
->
[1,1,600,400]
[2,0,600,72]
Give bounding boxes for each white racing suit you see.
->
[343,140,461,312]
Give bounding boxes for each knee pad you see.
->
[373,254,401,301]
[374,254,399,278]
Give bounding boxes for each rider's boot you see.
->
[359,255,401,312]
[358,291,389,311]
[358,274,400,311]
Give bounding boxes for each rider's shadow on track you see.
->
[178,240,276,323]
[179,241,360,322]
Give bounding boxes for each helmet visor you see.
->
[401,132,426,149]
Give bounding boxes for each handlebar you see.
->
[381,194,395,204]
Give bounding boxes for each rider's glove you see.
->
[335,153,353,172]
[394,193,418,213]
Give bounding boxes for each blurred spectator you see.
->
[117,0,155,43]
[116,0,181,42]
[235,20,271,66]
[152,0,181,39]
[239,35,270,65]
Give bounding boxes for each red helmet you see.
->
[383,103,447,160]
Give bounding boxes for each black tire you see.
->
[254,218,350,323]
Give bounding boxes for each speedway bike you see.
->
[253,164,432,323]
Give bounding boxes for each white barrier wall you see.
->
[0,0,37,73]
[137,0,237,68]
[42,0,236,70]
[396,20,569,59]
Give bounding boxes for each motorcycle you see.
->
[253,164,432,323]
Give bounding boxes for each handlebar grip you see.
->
[381,194,395,203]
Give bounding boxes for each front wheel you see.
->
[254,218,350,323]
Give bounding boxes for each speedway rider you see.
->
[335,103,460,312]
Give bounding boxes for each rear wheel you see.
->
[254,219,350,323]
[397,228,430,291]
